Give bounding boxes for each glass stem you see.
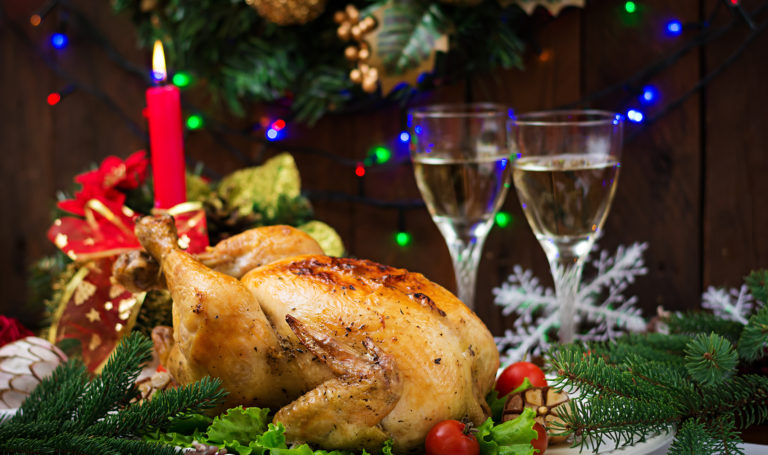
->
[438,219,493,311]
[549,254,586,344]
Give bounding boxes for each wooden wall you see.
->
[1,0,766,335]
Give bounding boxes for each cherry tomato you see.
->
[495,361,548,398]
[425,420,479,455]
[531,422,548,454]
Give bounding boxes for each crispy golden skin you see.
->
[129,216,499,453]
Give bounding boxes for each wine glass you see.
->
[408,103,512,311]
[509,110,624,343]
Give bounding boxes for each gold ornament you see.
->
[335,4,379,93]
[245,0,327,25]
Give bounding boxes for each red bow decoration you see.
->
[47,151,209,260]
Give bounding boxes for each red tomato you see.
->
[531,422,548,454]
[495,361,548,398]
[425,420,479,455]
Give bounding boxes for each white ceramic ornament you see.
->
[0,336,67,409]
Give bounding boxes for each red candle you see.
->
[146,40,186,209]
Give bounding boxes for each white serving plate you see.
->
[546,430,674,455]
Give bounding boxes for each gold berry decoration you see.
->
[335,4,379,93]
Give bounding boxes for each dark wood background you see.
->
[1,0,766,336]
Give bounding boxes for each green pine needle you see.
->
[684,333,738,386]
[667,312,744,343]
[746,270,768,305]
[738,305,768,361]
[0,332,225,454]
[667,418,744,455]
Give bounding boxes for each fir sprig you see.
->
[684,333,739,387]
[738,305,768,361]
[0,332,226,454]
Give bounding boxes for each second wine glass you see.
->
[409,103,512,311]
[509,110,624,343]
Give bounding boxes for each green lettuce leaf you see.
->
[206,406,271,445]
[477,407,537,455]
[487,377,534,423]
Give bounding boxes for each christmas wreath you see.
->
[112,0,583,122]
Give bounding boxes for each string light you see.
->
[666,20,682,36]
[399,131,410,143]
[172,72,191,88]
[355,162,366,177]
[47,93,61,106]
[186,114,204,130]
[640,85,657,104]
[266,128,279,140]
[51,33,68,50]
[30,14,42,26]
[624,1,637,14]
[271,119,286,131]
[373,146,392,164]
[395,231,412,247]
[495,211,513,228]
[627,109,644,123]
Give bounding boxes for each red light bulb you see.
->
[47,93,61,106]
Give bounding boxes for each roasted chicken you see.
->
[121,216,499,453]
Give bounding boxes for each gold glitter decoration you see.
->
[85,308,101,323]
[74,281,97,306]
[89,334,102,351]
[54,233,68,248]
[109,285,125,299]
[118,298,137,321]
[245,0,327,25]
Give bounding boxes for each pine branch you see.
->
[10,359,88,425]
[738,305,768,361]
[667,418,744,455]
[745,270,768,305]
[684,333,739,387]
[69,331,153,431]
[377,0,444,74]
[666,312,745,343]
[87,376,225,437]
[0,332,226,454]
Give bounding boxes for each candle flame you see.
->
[152,40,167,82]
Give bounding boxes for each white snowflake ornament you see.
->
[493,243,649,364]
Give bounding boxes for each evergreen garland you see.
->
[111,0,539,123]
[548,271,768,454]
[0,332,226,454]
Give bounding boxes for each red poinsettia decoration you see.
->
[47,151,208,261]
[57,151,148,217]
[0,315,34,348]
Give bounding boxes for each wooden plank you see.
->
[0,1,58,326]
[581,1,702,313]
[703,0,768,289]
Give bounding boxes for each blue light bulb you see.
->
[641,85,657,104]
[627,109,644,123]
[666,20,682,36]
[51,33,68,49]
[266,128,279,140]
[399,131,410,143]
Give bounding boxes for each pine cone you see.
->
[0,337,67,409]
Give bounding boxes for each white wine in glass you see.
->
[510,111,624,343]
[409,104,512,310]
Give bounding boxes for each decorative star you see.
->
[85,308,101,322]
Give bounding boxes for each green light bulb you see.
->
[172,72,191,88]
[374,146,392,164]
[395,231,412,247]
[624,1,637,13]
[495,211,513,228]
[186,114,203,130]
